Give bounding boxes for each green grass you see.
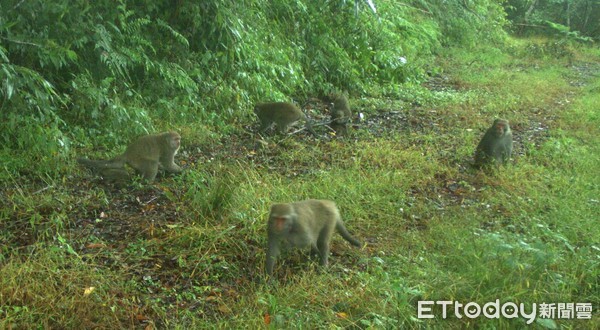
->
[1,38,598,328]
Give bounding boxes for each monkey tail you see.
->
[304,117,319,137]
[336,221,362,247]
[77,156,125,170]
[298,108,319,137]
[306,121,317,136]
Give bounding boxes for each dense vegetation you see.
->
[1,0,509,173]
[506,0,599,40]
[1,0,598,328]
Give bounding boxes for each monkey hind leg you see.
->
[134,161,159,182]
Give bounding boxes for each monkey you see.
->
[329,93,352,135]
[474,119,513,168]
[265,199,361,276]
[254,102,318,136]
[78,131,182,182]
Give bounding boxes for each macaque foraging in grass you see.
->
[329,93,352,135]
[254,102,318,136]
[265,199,361,276]
[78,131,182,182]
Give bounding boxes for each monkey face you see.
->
[168,133,181,149]
[268,204,296,234]
[495,124,504,135]
[273,217,287,231]
[493,120,509,137]
[270,215,295,233]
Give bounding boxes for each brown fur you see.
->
[265,199,361,276]
[78,131,182,182]
[474,119,513,168]
[254,102,317,136]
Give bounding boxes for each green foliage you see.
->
[0,247,135,328]
[417,0,509,46]
[0,44,70,175]
[1,0,511,180]
[1,37,598,328]
[181,167,236,221]
[543,20,593,42]
[505,0,600,41]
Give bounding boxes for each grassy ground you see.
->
[1,38,599,329]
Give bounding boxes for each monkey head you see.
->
[268,204,297,233]
[492,119,509,137]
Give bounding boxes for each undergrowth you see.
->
[1,40,598,328]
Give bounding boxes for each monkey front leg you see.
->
[265,240,281,276]
[316,240,330,267]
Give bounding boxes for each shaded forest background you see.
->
[1,0,597,177]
